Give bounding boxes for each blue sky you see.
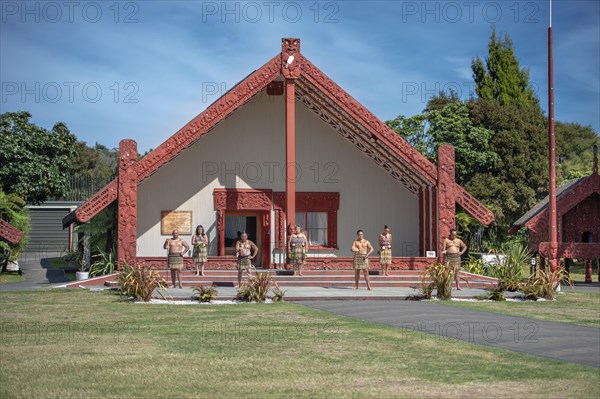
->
[1,0,598,152]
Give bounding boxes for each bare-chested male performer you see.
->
[442,229,467,290]
[351,230,374,290]
[164,229,190,288]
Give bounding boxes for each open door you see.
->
[225,212,262,267]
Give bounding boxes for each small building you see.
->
[26,201,80,254]
[510,145,600,281]
[64,38,494,270]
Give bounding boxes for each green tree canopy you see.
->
[386,29,561,242]
[555,122,599,183]
[428,101,499,185]
[0,112,77,204]
[465,98,548,229]
[472,29,539,107]
[388,96,500,186]
[69,142,118,181]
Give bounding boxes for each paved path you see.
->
[0,252,69,291]
[300,300,600,368]
[572,281,600,294]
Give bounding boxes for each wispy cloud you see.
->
[1,0,598,152]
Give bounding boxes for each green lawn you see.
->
[440,291,600,328]
[0,273,25,284]
[47,257,73,270]
[0,290,598,398]
[564,259,598,282]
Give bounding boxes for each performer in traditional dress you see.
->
[442,228,467,290]
[378,225,393,276]
[351,230,374,290]
[192,225,208,276]
[235,231,258,287]
[288,225,308,276]
[285,224,295,270]
[163,229,190,288]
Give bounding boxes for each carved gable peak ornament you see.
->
[282,38,301,79]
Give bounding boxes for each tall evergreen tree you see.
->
[472,29,539,107]
[466,98,548,230]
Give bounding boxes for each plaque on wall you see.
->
[161,211,192,235]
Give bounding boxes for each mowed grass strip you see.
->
[0,274,25,284]
[437,291,600,328]
[0,289,598,399]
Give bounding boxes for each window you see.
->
[296,211,328,246]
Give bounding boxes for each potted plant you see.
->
[75,254,89,280]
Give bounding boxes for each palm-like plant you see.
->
[521,268,573,300]
[236,271,277,302]
[193,285,218,302]
[89,248,117,277]
[118,264,167,302]
[420,262,454,300]
[489,242,530,291]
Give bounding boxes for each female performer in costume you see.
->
[288,225,308,276]
[378,225,393,276]
[192,225,208,276]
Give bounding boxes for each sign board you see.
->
[482,253,507,267]
[530,257,537,266]
[161,211,192,235]
[426,251,436,258]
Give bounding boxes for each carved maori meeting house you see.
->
[63,38,494,270]
[510,145,600,282]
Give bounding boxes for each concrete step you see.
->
[63,269,499,290]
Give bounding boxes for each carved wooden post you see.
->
[585,259,593,283]
[117,140,138,269]
[262,212,271,268]
[217,210,225,257]
[437,145,456,262]
[282,38,301,228]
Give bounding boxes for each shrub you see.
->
[521,268,573,300]
[271,286,286,302]
[118,264,167,302]
[463,256,485,275]
[193,285,218,302]
[420,262,454,300]
[89,248,117,277]
[486,286,506,301]
[236,271,276,303]
[488,242,530,291]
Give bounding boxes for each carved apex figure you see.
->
[282,38,301,79]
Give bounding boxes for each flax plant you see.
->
[118,263,167,302]
[489,242,530,291]
[420,262,454,300]
[193,285,218,302]
[236,271,279,302]
[521,268,573,300]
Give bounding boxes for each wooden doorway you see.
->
[225,211,262,267]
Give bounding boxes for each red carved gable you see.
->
[299,56,437,185]
[64,38,493,229]
[0,220,24,245]
[67,54,281,224]
[455,184,495,225]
